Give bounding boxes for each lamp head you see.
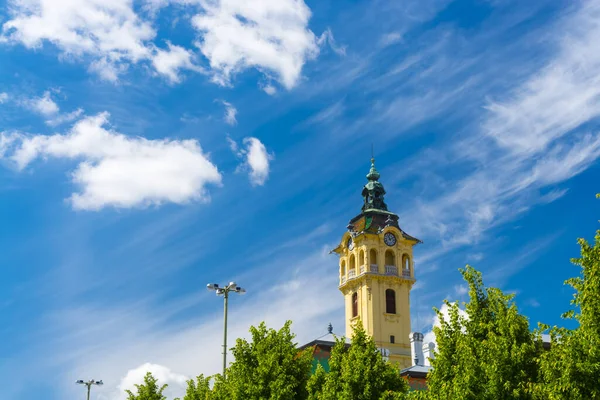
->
[228,281,236,289]
[207,283,218,291]
[235,287,246,294]
[76,380,84,385]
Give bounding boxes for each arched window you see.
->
[352,292,358,317]
[349,254,356,271]
[370,249,377,265]
[386,289,396,314]
[402,254,410,271]
[341,260,346,276]
[359,249,365,265]
[385,250,395,266]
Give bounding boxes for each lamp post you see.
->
[207,281,246,377]
[76,379,103,400]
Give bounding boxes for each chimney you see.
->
[423,342,435,366]
[409,332,424,366]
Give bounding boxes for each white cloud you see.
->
[221,100,237,126]
[0,132,17,157]
[227,136,272,186]
[88,57,127,83]
[1,113,222,210]
[46,108,84,127]
[151,42,204,83]
[0,92,9,103]
[25,91,59,116]
[191,0,320,89]
[261,83,277,96]
[380,32,403,47]
[2,0,155,81]
[242,137,272,186]
[3,0,327,88]
[116,363,187,400]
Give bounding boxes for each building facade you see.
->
[330,157,421,369]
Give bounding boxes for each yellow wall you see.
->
[337,225,417,369]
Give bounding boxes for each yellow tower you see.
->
[331,158,421,369]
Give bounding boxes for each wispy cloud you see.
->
[220,100,237,126]
[1,113,222,210]
[45,108,84,127]
[301,100,345,127]
[0,92,9,103]
[388,0,600,256]
[24,91,59,116]
[484,1,600,155]
[33,247,342,399]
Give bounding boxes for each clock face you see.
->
[347,237,354,250]
[384,232,396,246]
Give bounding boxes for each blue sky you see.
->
[1,0,600,398]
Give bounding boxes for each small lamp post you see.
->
[207,281,246,377]
[76,379,103,400]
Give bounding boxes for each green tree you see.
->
[181,374,213,400]
[425,266,541,400]
[534,225,600,399]
[213,320,313,400]
[308,321,409,400]
[125,372,168,400]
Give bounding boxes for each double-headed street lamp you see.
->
[207,281,246,377]
[76,379,103,400]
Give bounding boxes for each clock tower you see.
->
[331,158,421,369]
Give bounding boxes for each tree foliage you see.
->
[213,320,313,400]
[425,266,541,400]
[126,372,168,400]
[533,228,600,399]
[307,321,409,400]
[181,374,213,400]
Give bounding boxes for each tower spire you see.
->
[361,156,387,211]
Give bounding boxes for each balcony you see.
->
[385,265,398,276]
[339,265,414,286]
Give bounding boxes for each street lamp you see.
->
[207,281,246,377]
[76,379,103,400]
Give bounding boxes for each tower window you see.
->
[341,260,346,276]
[370,249,377,265]
[386,289,396,314]
[402,254,410,270]
[352,292,358,318]
[390,335,395,344]
[385,250,395,266]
